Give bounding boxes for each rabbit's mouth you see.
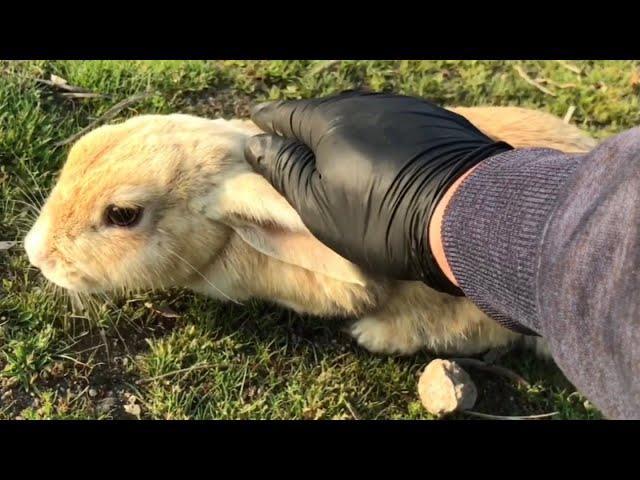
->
[38,263,102,293]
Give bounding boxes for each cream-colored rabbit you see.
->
[24,106,596,356]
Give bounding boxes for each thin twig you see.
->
[463,410,559,420]
[60,92,103,99]
[35,78,95,94]
[54,354,91,368]
[54,92,152,147]
[69,386,90,405]
[0,241,18,250]
[554,60,582,75]
[563,105,577,124]
[514,65,557,97]
[144,302,181,319]
[344,399,360,420]
[450,357,531,388]
[535,78,578,89]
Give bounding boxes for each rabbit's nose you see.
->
[24,224,55,270]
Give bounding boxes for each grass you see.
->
[2,60,638,420]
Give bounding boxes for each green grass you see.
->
[2,60,638,420]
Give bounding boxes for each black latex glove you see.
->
[244,91,512,295]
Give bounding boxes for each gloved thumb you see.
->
[244,133,319,214]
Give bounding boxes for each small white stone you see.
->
[418,359,477,416]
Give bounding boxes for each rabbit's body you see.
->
[25,106,596,356]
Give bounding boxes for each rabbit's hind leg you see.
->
[349,282,522,356]
[349,315,424,355]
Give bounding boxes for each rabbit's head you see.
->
[24,114,366,294]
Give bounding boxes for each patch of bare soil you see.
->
[180,88,255,119]
[0,303,182,420]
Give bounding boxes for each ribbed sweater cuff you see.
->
[442,148,582,334]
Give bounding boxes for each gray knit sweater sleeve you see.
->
[442,128,640,419]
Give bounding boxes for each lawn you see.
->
[1,60,638,420]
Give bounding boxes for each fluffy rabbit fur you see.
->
[24,106,596,356]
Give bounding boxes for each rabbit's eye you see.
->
[104,205,143,228]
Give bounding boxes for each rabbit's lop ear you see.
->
[205,170,368,286]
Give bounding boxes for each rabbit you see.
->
[24,105,596,356]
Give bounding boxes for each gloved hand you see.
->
[244,91,512,295]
